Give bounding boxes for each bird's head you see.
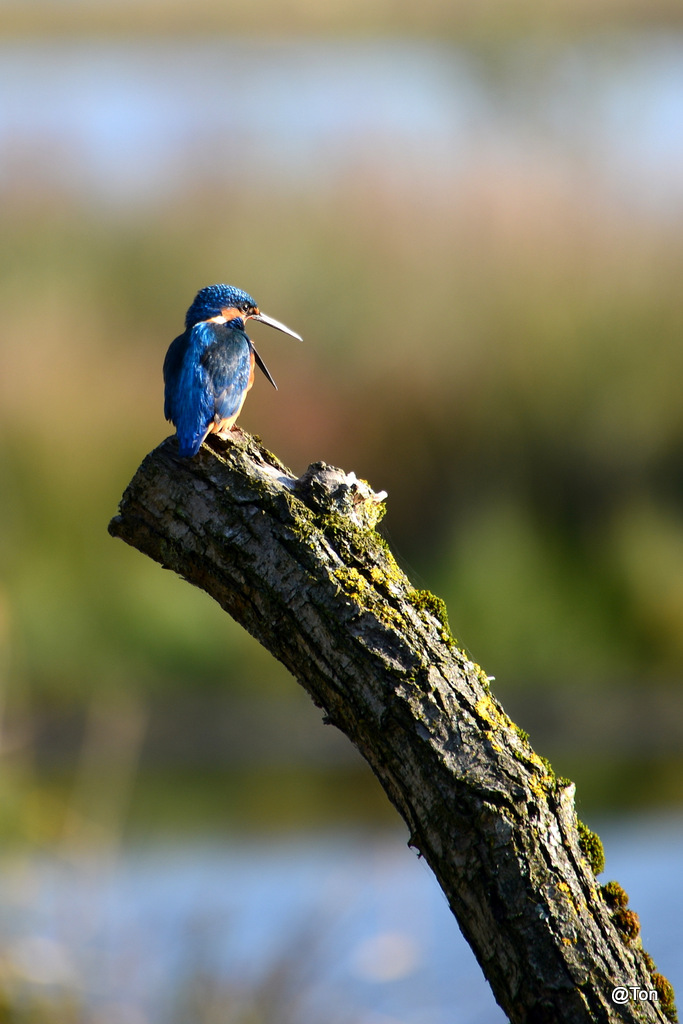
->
[185,284,256,329]
[185,283,302,341]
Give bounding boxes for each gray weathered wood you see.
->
[109,430,677,1024]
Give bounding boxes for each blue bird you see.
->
[163,284,302,457]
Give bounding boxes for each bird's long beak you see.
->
[251,312,303,342]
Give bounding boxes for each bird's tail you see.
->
[176,428,207,458]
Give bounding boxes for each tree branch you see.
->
[109,431,676,1024]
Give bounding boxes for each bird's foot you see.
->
[215,425,248,442]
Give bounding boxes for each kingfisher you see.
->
[163,284,302,457]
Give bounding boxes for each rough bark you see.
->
[109,431,676,1024]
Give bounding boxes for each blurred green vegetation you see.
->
[1,0,682,40]
[1,28,683,832]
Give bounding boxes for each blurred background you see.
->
[1,0,682,1021]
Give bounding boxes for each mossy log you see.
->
[109,431,676,1024]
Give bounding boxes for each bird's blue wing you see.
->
[163,321,252,457]
[163,323,219,457]
[200,327,252,424]
[163,332,188,423]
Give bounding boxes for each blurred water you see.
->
[0,817,681,1023]
[0,35,681,210]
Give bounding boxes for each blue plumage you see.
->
[163,284,302,458]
